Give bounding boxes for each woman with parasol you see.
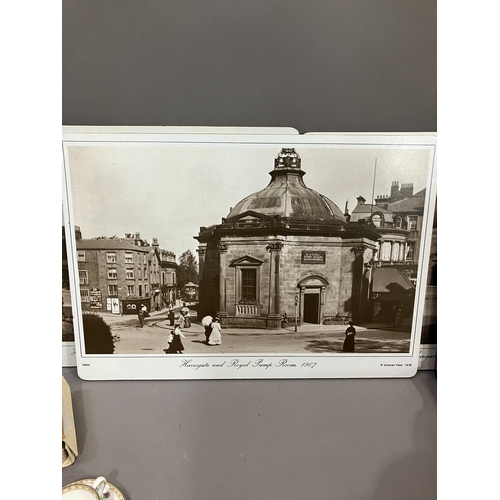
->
[201,315,213,344]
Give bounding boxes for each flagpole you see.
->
[370,158,377,215]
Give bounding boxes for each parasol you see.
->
[201,315,213,327]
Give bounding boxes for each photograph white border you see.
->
[63,131,436,380]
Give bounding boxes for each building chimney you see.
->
[344,200,351,222]
[390,181,400,198]
[356,195,366,205]
[401,183,414,197]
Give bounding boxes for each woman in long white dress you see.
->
[208,317,222,345]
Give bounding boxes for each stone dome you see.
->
[227,149,346,222]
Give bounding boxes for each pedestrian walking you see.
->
[178,311,185,329]
[390,306,397,326]
[202,315,213,344]
[208,317,222,346]
[138,309,145,328]
[168,308,175,326]
[165,325,186,354]
[181,303,191,328]
[342,321,356,352]
[281,313,289,328]
[394,308,403,327]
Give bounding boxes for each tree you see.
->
[177,249,199,289]
[82,313,117,354]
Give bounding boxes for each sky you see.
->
[64,137,434,260]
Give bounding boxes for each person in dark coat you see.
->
[138,309,145,328]
[168,308,175,326]
[342,321,356,352]
[165,325,186,354]
[394,308,403,327]
[201,315,213,344]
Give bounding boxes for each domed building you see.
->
[196,148,380,329]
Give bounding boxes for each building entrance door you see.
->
[303,293,320,324]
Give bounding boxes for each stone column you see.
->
[364,261,373,301]
[350,245,366,320]
[197,247,206,279]
[217,244,227,318]
[266,242,283,328]
[320,285,326,324]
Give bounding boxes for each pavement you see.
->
[96,307,412,355]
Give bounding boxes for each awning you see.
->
[372,266,415,301]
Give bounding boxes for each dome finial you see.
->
[274,148,301,170]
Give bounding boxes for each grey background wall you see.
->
[62,0,436,132]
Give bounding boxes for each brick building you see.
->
[76,233,177,315]
[196,148,380,329]
[160,248,178,306]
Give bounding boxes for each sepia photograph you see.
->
[418,200,437,370]
[62,131,436,379]
[62,207,76,366]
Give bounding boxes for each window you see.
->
[127,285,135,296]
[398,243,405,261]
[241,269,257,300]
[79,270,88,285]
[126,268,134,279]
[107,252,117,263]
[145,284,148,296]
[77,251,85,262]
[395,217,402,228]
[408,216,418,230]
[108,268,117,279]
[80,289,89,302]
[380,242,391,261]
[108,285,118,296]
[371,213,382,227]
[391,242,400,261]
[406,242,415,260]
[125,251,133,263]
[232,256,263,305]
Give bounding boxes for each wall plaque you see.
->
[301,251,326,264]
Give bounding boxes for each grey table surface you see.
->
[62,368,436,500]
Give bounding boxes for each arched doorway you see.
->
[297,276,329,325]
